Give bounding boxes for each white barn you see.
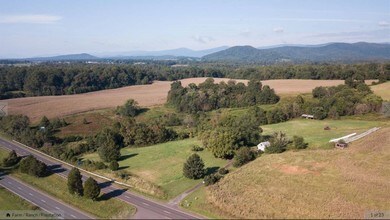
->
[257,141,271,151]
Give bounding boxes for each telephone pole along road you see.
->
[0,138,201,219]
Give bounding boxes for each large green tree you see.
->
[83,177,100,200]
[183,154,205,179]
[19,155,47,177]
[67,168,83,196]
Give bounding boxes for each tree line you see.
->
[167,78,280,113]
[1,62,388,99]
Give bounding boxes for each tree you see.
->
[233,147,256,167]
[109,161,119,171]
[39,116,50,128]
[291,136,308,150]
[67,168,83,196]
[116,99,141,117]
[2,150,20,167]
[266,131,289,154]
[203,173,221,186]
[19,155,47,177]
[83,177,100,200]
[183,154,205,179]
[96,129,122,162]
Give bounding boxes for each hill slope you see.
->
[206,125,390,218]
[203,42,390,63]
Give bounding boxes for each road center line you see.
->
[142,202,150,206]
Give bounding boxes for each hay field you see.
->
[371,81,390,101]
[206,126,390,219]
[6,78,373,122]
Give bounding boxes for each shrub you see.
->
[2,150,20,167]
[116,99,141,117]
[67,168,83,196]
[83,177,100,200]
[203,173,221,186]
[233,147,256,167]
[191,145,204,152]
[183,154,205,179]
[218,168,229,175]
[266,131,290,154]
[291,136,308,150]
[109,161,119,171]
[19,155,47,177]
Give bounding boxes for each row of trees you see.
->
[67,168,100,200]
[3,62,387,99]
[167,78,279,113]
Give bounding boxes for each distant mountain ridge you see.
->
[26,53,98,61]
[105,46,229,58]
[203,42,390,63]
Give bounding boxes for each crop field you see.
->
[261,118,388,149]
[5,78,373,123]
[205,126,390,219]
[371,81,390,101]
[82,138,227,199]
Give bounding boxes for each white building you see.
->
[257,141,271,151]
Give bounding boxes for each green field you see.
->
[83,138,227,199]
[371,81,390,101]
[261,118,387,149]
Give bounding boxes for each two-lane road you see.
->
[0,174,92,219]
[0,138,202,219]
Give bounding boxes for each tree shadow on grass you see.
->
[117,166,130,171]
[205,166,220,176]
[47,164,67,173]
[118,153,138,162]
[98,188,128,201]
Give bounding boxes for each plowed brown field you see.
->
[5,78,375,122]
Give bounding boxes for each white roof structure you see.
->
[257,141,271,151]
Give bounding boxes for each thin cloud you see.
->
[273,27,284,33]
[378,21,389,27]
[192,35,214,44]
[0,14,62,24]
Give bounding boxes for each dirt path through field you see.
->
[5,78,375,122]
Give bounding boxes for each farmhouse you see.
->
[257,141,270,151]
[301,114,314,119]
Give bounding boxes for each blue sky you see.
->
[0,0,389,57]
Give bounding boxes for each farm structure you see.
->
[329,127,381,149]
[301,114,315,119]
[257,141,271,151]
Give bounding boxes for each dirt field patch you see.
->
[6,78,375,122]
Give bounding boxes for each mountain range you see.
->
[203,42,390,63]
[8,42,390,63]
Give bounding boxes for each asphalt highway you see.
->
[0,138,201,219]
[0,174,92,219]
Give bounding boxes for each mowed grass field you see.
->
[261,118,388,149]
[371,81,390,101]
[82,138,227,199]
[206,126,390,219]
[6,78,371,123]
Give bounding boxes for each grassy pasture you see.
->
[82,138,227,199]
[206,126,390,219]
[261,118,387,149]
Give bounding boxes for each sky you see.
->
[0,0,389,58]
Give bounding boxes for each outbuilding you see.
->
[257,141,271,151]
